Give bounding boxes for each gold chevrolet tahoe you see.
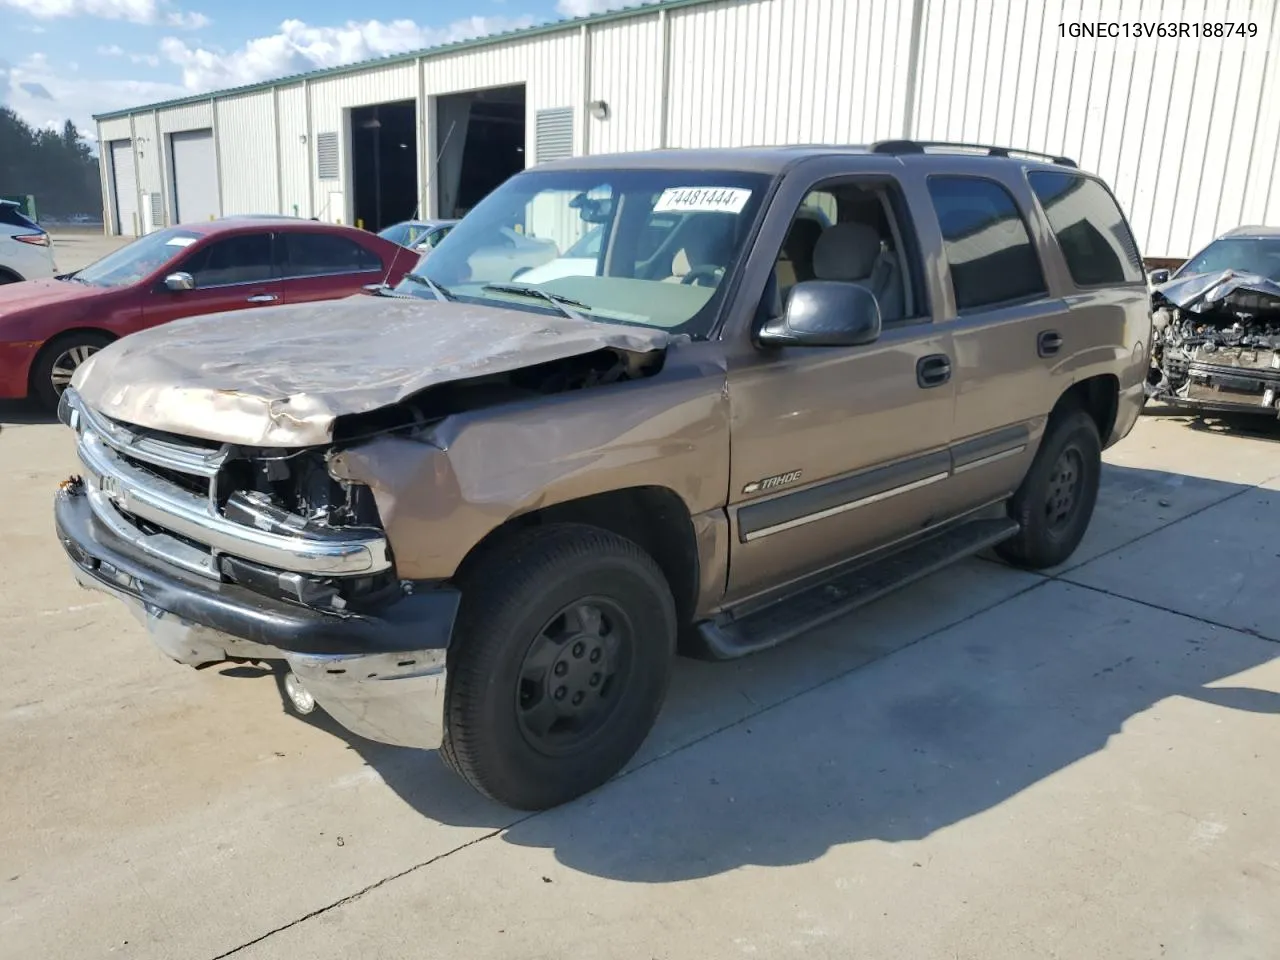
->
[54,142,1152,810]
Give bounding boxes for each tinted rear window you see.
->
[282,232,382,277]
[927,176,1048,310]
[1028,172,1144,286]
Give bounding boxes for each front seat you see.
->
[810,221,903,322]
[774,216,825,296]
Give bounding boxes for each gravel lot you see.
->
[2,233,1278,960]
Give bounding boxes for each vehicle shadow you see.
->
[1142,403,1280,441]
[0,399,56,426]
[265,464,1280,883]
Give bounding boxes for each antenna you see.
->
[373,119,461,292]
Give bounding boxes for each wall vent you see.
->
[535,107,574,164]
[316,131,340,180]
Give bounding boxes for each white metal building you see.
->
[94,0,1280,259]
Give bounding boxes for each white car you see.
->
[0,200,57,284]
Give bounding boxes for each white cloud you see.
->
[97,44,125,56]
[131,53,161,66]
[1,51,186,136]
[0,0,209,29]
[164,9,207,28]
[556,0,626,15]
[159,14,536,93]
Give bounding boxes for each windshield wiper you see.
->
[481,282,590,321]
[401,272,454,301]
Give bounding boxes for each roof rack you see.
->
[870,139,1078,168]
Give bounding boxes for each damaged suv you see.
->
[1145,225,1280,417]
[54,143,1150,810]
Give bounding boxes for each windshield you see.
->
[377,222,415,246]
[1176,237,1280,281]
[74,227,202,287]
[393,169,771,337]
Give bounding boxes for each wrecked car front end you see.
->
[1146,269,1280,416]
[54,385,459,749]
[50,296,682,751]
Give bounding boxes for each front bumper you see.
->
[55,484,459,749]
[1148,357,1280,416]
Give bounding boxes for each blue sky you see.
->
[0,0,618,142]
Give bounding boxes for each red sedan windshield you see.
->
[73,228,202,288]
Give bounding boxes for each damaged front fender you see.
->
[327,350,731,581]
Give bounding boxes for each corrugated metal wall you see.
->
[276,84,311,218]
[588,17,662,154]
[130,112,164,232]
[667,0,913,148]
[216,93,279,215]
[157,102,213,133]
[910,0,1280,258]
[95,0,1280,256]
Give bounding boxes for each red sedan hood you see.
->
[0,277,104,316]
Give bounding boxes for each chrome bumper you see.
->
[56,479,456,751]
[143,592,446,748]
[98,572,449,749]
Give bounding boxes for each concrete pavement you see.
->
[1,404,1277,960]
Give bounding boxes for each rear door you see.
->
[142,230,282,328]
[921,171,1071,514]
[277,230,387,304]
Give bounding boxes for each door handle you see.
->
[916,354,952,388]
[1038,330,1064,357]
[246,294,279,303]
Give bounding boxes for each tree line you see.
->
[0,107,103,221]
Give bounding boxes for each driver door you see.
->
[723,175,957,604]
[142,230,282,329]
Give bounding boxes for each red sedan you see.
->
[0,217,417,411]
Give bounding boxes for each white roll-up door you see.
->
[170,129,219,225]
[110,140,139,237]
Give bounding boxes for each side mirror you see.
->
[757,281,883,348]
[164,271,196,292]
[1147,268,1170,285]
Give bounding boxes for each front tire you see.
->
[996,406,1102,569]
[441,523,677,810]
[31,331,113,412]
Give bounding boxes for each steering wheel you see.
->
[680,265,725,287]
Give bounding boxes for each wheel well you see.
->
[0,267,23,283]
[457,486,700,630]
[1055,374,1119,446]
[28,328,116,390]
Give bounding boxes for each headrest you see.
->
[812,222,883,282]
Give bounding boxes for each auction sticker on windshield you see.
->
[654,187,752,214]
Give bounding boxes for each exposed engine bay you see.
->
[1146,269,1280,416]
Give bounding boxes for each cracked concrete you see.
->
[2,396,1278,960]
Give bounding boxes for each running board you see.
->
[696,517,1021,660]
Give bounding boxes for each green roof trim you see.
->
[93,0,721,122]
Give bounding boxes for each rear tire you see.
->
[996,406,1101,570]
[441,523,677,810]
[30,331,113,412]
[0,269,21,285]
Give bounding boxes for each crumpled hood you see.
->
[1155,269,1280,313]
[72,294,670,447]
